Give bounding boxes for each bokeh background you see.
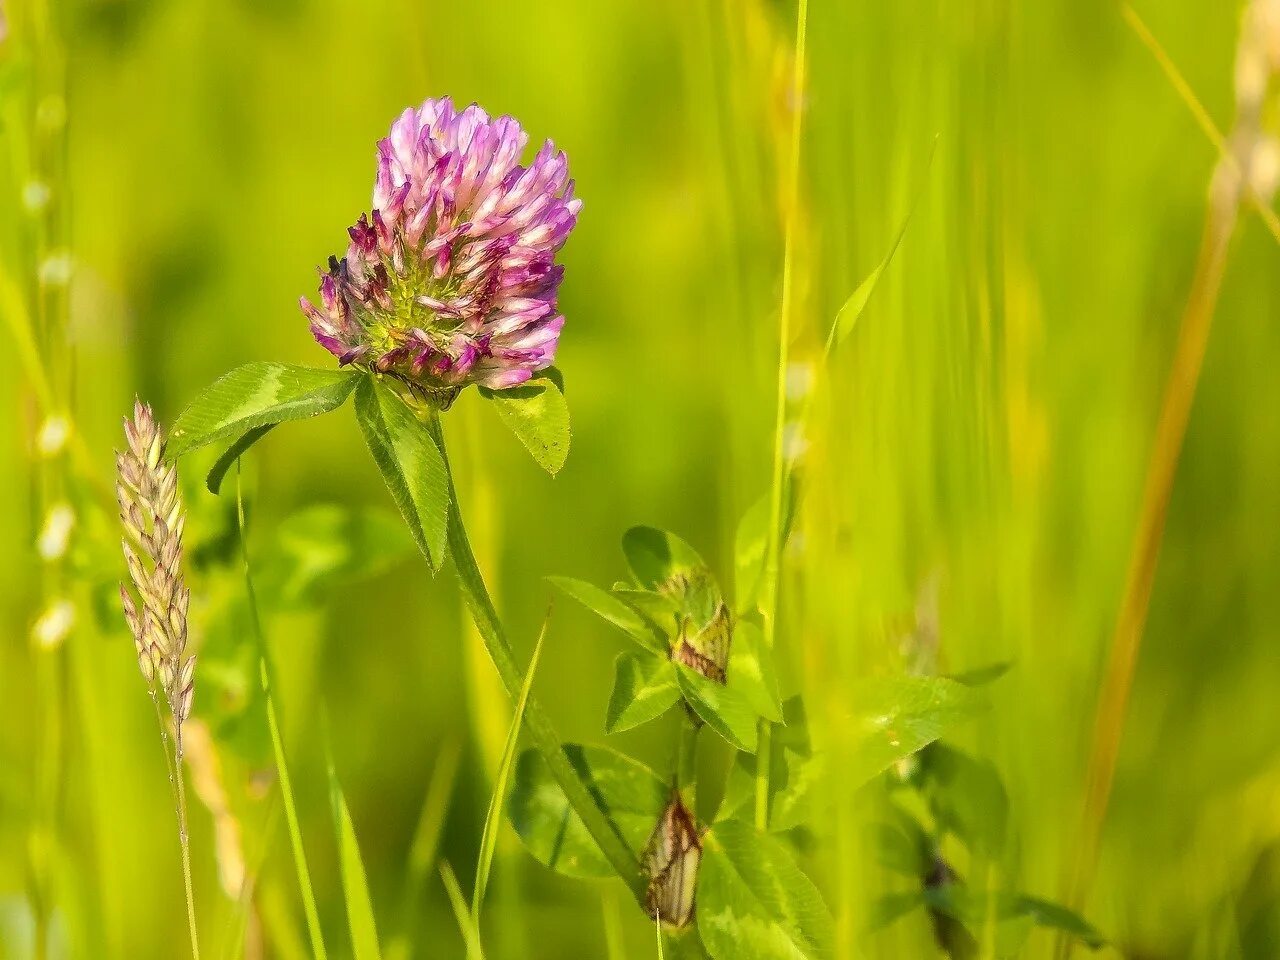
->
[3,0,1280,957]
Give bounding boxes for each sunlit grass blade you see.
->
[471,606,551,922]
[655,910,665,960]
[439,861,486,960]
[261,658,328,960]
[387,737,462,960]
[237,465,328,960]
[823,134,937,357]
[325,735,383,960]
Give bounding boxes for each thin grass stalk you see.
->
[388,738,461,960]
[439,862,485,960]
[755,0,809,832]
[175,725,201,960]
[1060,6,1266,947]
[1061,198,1237,952]
[425,410,645,903]
[471,607,548,922]
[235,468,328,960]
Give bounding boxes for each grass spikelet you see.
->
[116,398,201,959]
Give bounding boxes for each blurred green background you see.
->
[3,0,1280,957]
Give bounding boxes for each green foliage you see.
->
[479,371,571,475]
[721,695,817,832]
[353,375,449,570]
[612,587,682,633]
[733,487,795,617]
[870,735,1104,954]
[507,744,667,879]
[845,676,986,787]
[698,819,834,960]
[947,662,1014,687]
[559,526,779,749]
[728,620,782,724]
[676,661,759,753]
[918,743,1009,858]
[206,424,273,494]
[605,652,681,734]
[547,575,666,654]
[918,886,1106,954]
[622,526,722,625]
[169,362,359,458]
[326,745,383,960]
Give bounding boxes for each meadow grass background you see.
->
[2,0,1280,957]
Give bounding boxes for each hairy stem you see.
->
[426,412,645,903]
[756,0,809,833]
[174,727,201,960]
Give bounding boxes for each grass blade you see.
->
[386,737,462,960]
[325,735,383,960]
[471,607,551,921]
[237,465,328,960]
[262,659,328,960]
[439,861,485,960]
[823,134,937,357]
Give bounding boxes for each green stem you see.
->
[756,0,809,833]
[675,720,699,813]
[426,412,645,903]
[174,726,201,960]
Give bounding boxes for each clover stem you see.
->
[426,410,646,903]
[675,718,699,812]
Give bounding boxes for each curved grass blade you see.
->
[207,424,273,494]
[325,736,383,960]
[823,135,937,357]
[439,861,485,960]
[472,608,550,922]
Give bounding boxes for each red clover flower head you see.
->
[301,97,581,399]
